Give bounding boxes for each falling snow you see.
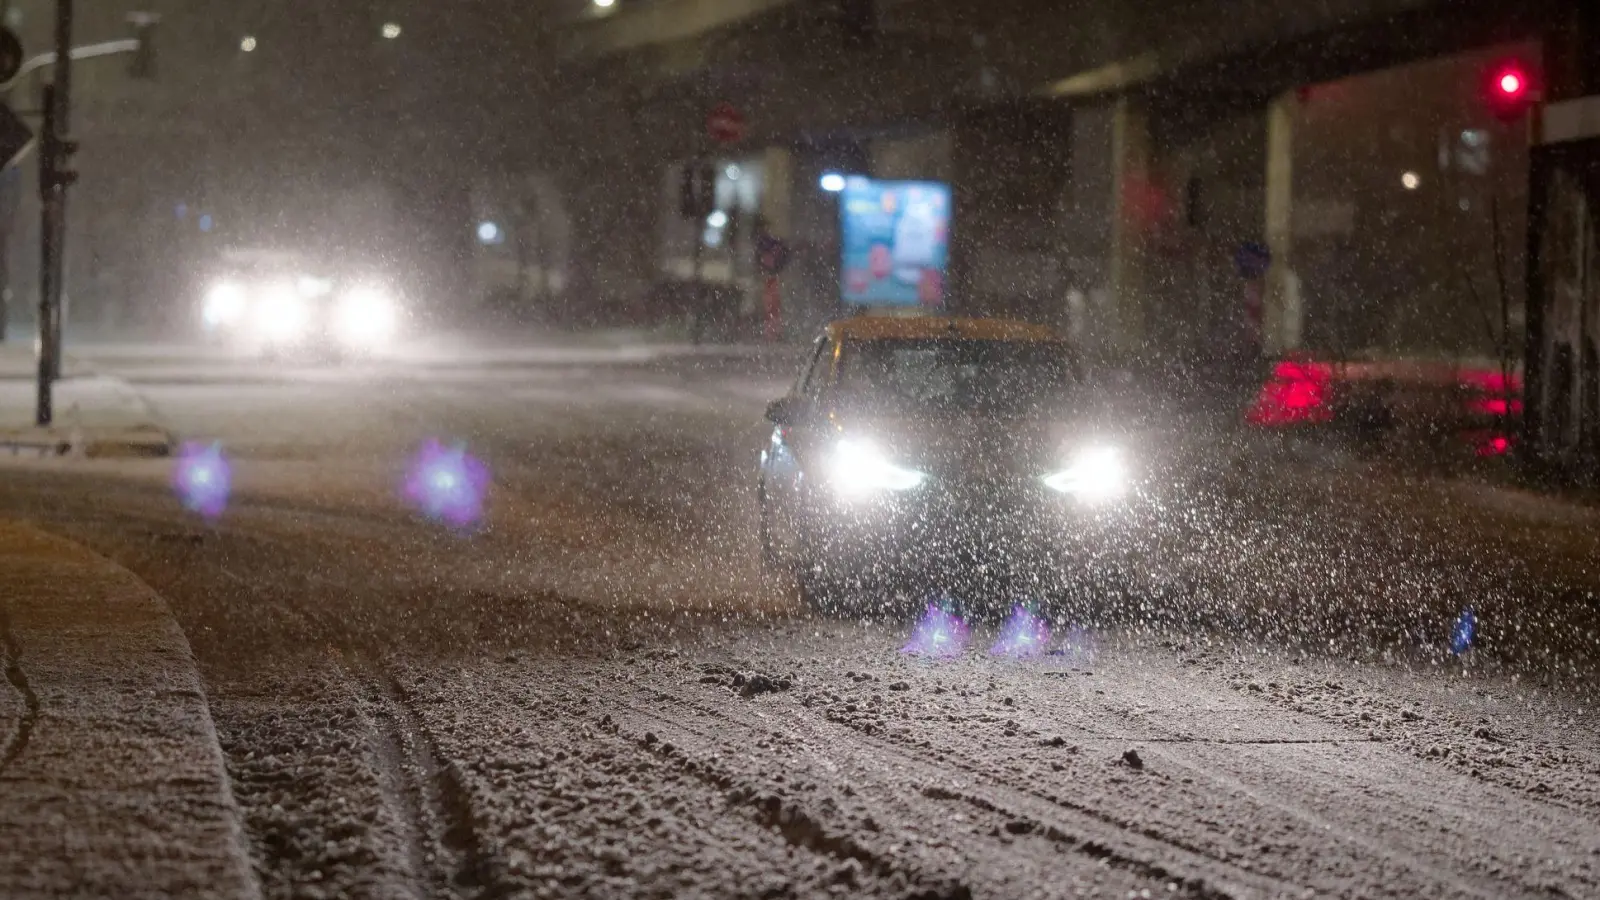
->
[1,1,1597,894]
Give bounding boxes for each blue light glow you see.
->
[171,441,232,519]
[901,601,970,658]
[1450,607,1476,656]
[990,606,1050,658]
[403,439,490,530]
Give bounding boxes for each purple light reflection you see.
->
[990,606,1050,658]
[403,439,490,529]
[901,603,970,658]
[171,441,232,519]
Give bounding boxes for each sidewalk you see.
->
[0,521,259,898]
[0,343,173,458]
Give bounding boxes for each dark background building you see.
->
[0,0,1589,394]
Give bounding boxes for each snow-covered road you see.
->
[2,346,1598,898]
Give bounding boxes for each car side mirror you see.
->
[766,396,800,425]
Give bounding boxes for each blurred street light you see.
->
[477,221,503,245]
[381,22,401,40]
[128,12,159,78]
[240,35,256,52]
[1400,171,1420,190]
[819,172,846,192]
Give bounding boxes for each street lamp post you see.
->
[35,0,75,425]
[8,28,151,426]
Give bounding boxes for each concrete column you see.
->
[1263,91,1300,354]
[1522,0,1600,457]
[1108,96,1151,353]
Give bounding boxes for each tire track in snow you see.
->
[987,647,1600,898]
[821,670,1497,899]
[208,547,517,900]
[1143,739,1587,900]
[774,636,1600,899]
[398,662,944,897]
[596,676,1285,898]
[590,694,967,898]
[0,602,39,775]
[353,658,511,900]
[72,511,517,900]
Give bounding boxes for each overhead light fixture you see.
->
[239,35,257,52]
[381,22,401,39]
[1400,171,1420,191]
[819,172,846,192]
[593,0,616,8]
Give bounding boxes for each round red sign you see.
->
[706,103,745,145]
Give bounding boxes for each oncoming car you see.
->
[757,315,1135,611]
[200,250,404,359]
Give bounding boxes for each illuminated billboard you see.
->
[839,177,950,308]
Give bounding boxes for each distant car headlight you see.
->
[829,438,927,496]
[202,282,246,327]
[253,283,311,342]
[1043,445,1128,502]
[333,286,398,346]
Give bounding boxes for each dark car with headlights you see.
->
[200,248,403,360]
[758,315,1134,610]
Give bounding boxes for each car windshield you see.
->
[834,338,1076,415]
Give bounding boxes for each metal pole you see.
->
[689,211,707,345]
[0,0,11,340]
[36,0,72,426]
[690,214,705,282]
[689,155,708,344]
[35,83,57,424]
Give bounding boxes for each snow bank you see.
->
[0,522,258,898]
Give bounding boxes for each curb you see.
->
[0,424,175,459]
[1,364,176,459]
[0,521,259,898]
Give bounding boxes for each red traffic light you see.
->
[1484,62,1537,122]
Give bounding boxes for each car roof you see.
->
[824,315,1064,343]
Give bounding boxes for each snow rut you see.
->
[578,634,1600,900]
[594,704,967,898]
[101,520,519,900]
[607,678,1275,899]
[355,661,511,900]
[0,603,39,775]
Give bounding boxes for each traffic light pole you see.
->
[35,0,73,426]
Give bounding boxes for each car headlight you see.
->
[1042,445,1128,502]
[830,438,927,496]
[203,282,246,327]
[253,284,311,341]
[333,286,398,346]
